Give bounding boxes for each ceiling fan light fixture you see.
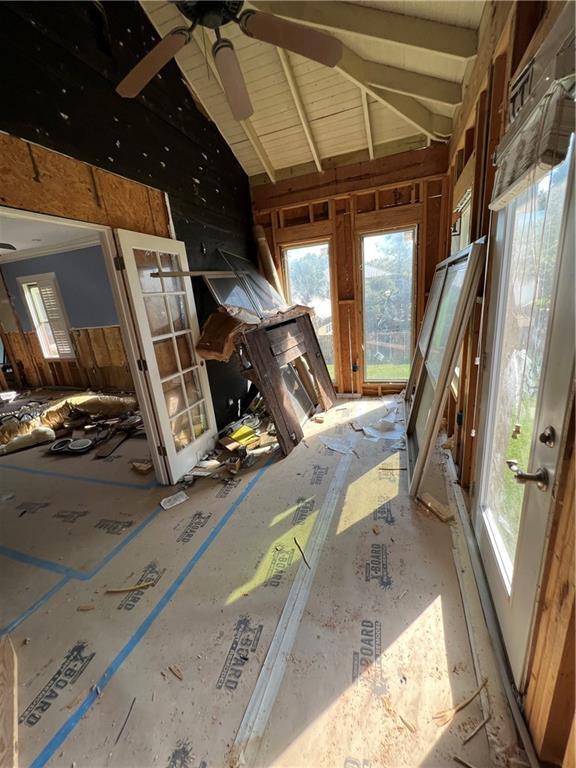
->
[239,10,343,68]
[213,37,254,121]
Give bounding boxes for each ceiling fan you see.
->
[117,1,343,120]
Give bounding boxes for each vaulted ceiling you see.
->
[141,1,485,183]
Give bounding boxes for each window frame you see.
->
[17,272,75,361]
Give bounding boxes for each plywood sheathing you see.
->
[0,133,170,237]
[3,399,513,766]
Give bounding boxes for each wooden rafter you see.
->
[251,1,477,59]
[277,49,322,172]
[337,48,452,140]
[361,91,374,160]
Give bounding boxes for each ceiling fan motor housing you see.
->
[175,1,244,29]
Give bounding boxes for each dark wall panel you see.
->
[0,1,254,427]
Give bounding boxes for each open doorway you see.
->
[0,208,216,485]
[361,228,416,383]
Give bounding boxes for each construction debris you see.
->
[168,665,183,681]
[76,605,95,612]
[418,492,455,523]
[433,678,487,727]
[160,491,188,510]
[462,713,491,744]
[105,582,156,594]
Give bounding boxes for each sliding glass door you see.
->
[283,241,336,382]
[361,228,415,382]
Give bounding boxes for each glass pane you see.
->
[168,294,189,332]
[419,268,444,354]
[483,152,570,583]
[176,333,195,371]
[362,229,415,381]
[426,261,467,385]
[284,242,335,381]
[191,402,208,438]
[163,376,186,417]
[281,363,314,423]
[134,249,159,293]
[415,374,434,452]
[159,253,183,291]
[171,411,192,452]
[207,277,256,313]
[184,370,202,405]
[154,338,178,378]
[144,295,171,337]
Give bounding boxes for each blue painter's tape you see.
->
[0,576,70,636]
[0,546,73,576]
[0,505,163,630]
[0,462,158,490]
[0,505,162,581]
[29,459,273,768]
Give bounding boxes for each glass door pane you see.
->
[362,229,415,381]
[480,152,571,589]
[283,242,335,382]
[115,231,216,484]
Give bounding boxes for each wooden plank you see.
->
[295,314,336,411]
[0,637,17,768]
[251,144,448,211]
[274,219,332,246]
[470,91,489,242]
[354,203,422,233]
[274,342,307,367]
[525,407,575,764]
[242,326,304,456]
[481,54,508,235]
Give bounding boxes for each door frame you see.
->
[0,205,202,485]
[471,151,575,689]
[356,224,418,386]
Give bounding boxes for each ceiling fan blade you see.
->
[117,27,191,98]
[213,38,254,121]
[239,10,343,68]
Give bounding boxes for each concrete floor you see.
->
[1,398,514,768]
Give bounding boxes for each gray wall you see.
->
[1,244,118,331]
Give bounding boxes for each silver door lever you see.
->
[506,459,549,491]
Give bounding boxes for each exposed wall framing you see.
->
[444,2,574,763]
[252,145,449,396]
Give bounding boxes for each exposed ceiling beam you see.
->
[363,61,461,107]
[337,48,452,140]
[276,49,322,173]
[189,29,276,183]
[250,1,477,60]
[361,91,374,160]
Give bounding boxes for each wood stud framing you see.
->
[252,146,450,396]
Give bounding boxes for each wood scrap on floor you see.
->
[105,582,156,594]
[418,491,455,523]
[433,678,487,726]
[0,636,17,768]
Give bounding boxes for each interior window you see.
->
[20,274,75,360]
[362,228,415,382]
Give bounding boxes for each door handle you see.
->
[506,459,549,491]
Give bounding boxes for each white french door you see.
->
[475,142,574,687]
[113,230,216,484]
